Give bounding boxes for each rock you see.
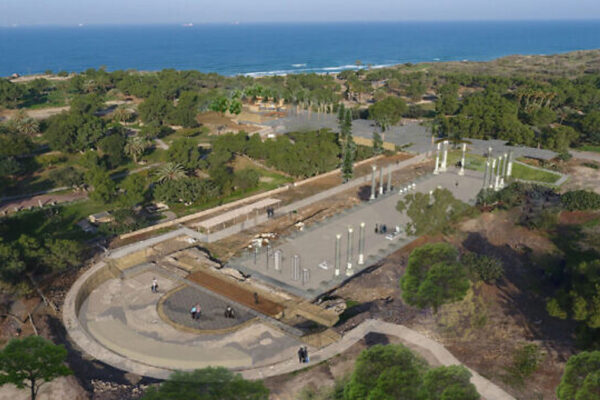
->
[219,267,247,281]
[124,372,142,385]
[320,298,347,315]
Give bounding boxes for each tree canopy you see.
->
[556,351,600,400]
[401,243,470,312]
[0,336,72,400]
[141,367,269,400]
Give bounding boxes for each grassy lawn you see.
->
[577,145,600,153]
[510,162,561,183]
[447,151,560,184]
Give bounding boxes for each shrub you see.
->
[48,166,84,187]
[504,343,543,386]
[561,190,600,211]
[462,252,504,283]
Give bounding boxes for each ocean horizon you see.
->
[1,20,599,77]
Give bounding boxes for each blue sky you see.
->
[2,0,600,26]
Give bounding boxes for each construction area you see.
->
[63,150,488,380]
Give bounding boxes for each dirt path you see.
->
[0,191,87,215]
[244,319,514,400]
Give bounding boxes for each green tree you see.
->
[557,351,600,400]
[124,136,150,164]
[0,336,72,400]
[397,188,470,236]
[170,91,200,127]
[581,111,600,144]
[436,84,460,115]
[118,174,147,208]
[368,96,407,131]
[167,138,203,170]
[372,131,383,155]
[48,167,84,188]
[86,167,116,203]
[228,99,242,115]
[209,96,230,115]
[139,93,173,125]
[421,365,479,400]
[141,367,269,400]
[45,239,83,271]
[154,162,186,183]
[98,134,127,168]
[344,344,427,400]
[401,243,470,311]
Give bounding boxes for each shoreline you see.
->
[5,48,600,80]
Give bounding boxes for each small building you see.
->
[88,211,114,224]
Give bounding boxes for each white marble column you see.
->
[358,222,365,265]
[506,151,514,178]
[346,227,354,276]
[440,140,448,172]
[334,234,341,277]
[433,142,440,175]
[459,143,466,176]
[370,165,376,200]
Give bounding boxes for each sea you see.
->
[0,21,599,77]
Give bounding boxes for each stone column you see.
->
[433,142,440,175]
[370,165,377,200]
[358,222,365,265]
[440,140,448,172]
[292,255,300,281]
[483,160,490,189]
[459,143,466,176]
[378,167,384,195]
[494,156,502,191]
[386,165,392,193]
[490,159,496,189]
[334,234,341,277]
[346,227,354,276]
[274,249,282,272]
[500,152,508,187]
[506,151,514,178]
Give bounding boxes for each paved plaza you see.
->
[79,271,303,371]
[228,169,484,298]
[262,111,556,160]
[161,286,255,332]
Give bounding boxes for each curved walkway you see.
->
[242,319,514,400]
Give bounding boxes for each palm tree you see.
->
[124,136,150,163]
[113,106,134,123]
[154,162,186,183]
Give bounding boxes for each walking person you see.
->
[151,278,158,293]
[190,305,197,320]
[195,303,202,319]
[303,346,309,363]
[297,346,305,364]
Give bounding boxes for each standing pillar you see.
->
[378,167,384,195]
[500,153,508,187]
[386,165,392,193]
[490,159,496,189]
[433,142,440,175]
[459,143,466,176]
[440,140,448,172]
[334,234,341,277]
[358,222,365,265]
[494,156,502,190]
[506,151,514,178]
[346,227,354,276]
[370,165,376,200]
[274,249,282,272]
[483,160,490,189]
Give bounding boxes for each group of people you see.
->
[266,207,275,218]
[190,303,202,320]
[374,224,389,234]
[297,346,309,363]
[224,305,236,319]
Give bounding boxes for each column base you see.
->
[458,169,465,176]
[346,268,354,277]
[334,269,340,277]
[358,254,364,265]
